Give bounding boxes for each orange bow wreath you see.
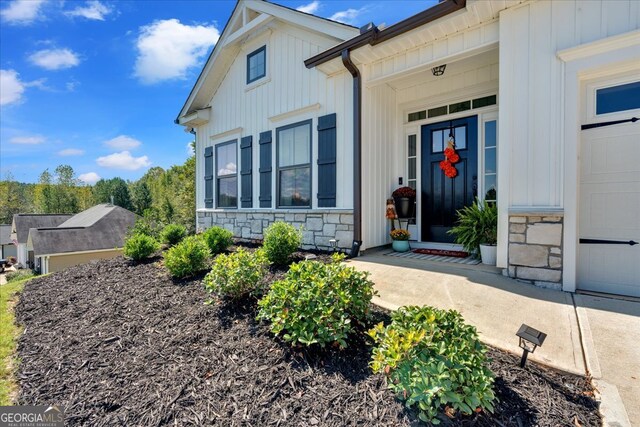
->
[439,135,460,178]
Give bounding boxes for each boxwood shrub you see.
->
[201,226,234,255]
[257,254,376,348]
[160,223,187,246]
[164,235,210,278]
[204,248,269,300]
[123,233,160,261]
[368,305,496,424]
[262,221,302,265]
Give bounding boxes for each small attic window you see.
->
[247,46,266,84]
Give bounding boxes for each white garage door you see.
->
[578,76,640,297]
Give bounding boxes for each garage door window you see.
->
[595,81,640,115]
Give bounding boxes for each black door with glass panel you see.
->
[421,116,477,242]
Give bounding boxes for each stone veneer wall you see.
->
[507,212,563,289]
[197,209,354,250]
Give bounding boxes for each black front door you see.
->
[421,116,478,242]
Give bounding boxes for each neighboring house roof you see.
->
[177,0,359,122]
[11,214,73,244]
[0,225,12,245]
[27,204,137,256]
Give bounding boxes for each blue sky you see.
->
[0,0,435,184]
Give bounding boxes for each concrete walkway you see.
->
[347,251,639,427]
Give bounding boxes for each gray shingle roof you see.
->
[0,224,12,245]
[28,204,137,256]
[12,214,73,243]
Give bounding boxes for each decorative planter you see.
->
[393,196,415,218]
[479,244,497,265]
[392,240,410,252]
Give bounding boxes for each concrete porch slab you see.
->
[347,253,586,375]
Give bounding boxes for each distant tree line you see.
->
[0,143,196,233]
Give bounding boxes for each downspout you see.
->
[341,49,362,258]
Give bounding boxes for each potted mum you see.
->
[448,199,498,265]
[392,186,416,218]
[390,229,411,252]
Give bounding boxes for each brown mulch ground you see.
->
[14,255,599,426]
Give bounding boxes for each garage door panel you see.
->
[578,245,640,297]
[578,102,640,296]
[584,131,640,176]
[580,188,640,237]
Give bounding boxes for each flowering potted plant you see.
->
[392,186,416,218]
[390,229,411,252]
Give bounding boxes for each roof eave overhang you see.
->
[304,0,467,69]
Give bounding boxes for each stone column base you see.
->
[507,210,563,290]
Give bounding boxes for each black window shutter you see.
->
[204,146,214,208]
[259,130,272,208]
[240,136,253,208]
[317,113,337,207]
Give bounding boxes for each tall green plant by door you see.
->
[448,199,497,255]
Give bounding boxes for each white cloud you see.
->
[134,19,220,84]
[0,69,25,106]
[78,172,101,184]
[0,0,46,25]
[296,1,320,14]
[330,8,363,25]
[28,48,80,70]
[58,148,84,156]
[64,1,112,20]
[97,151,151,170]
[218,162,236,175]
[103,135,141,150]
[10,135,46,144]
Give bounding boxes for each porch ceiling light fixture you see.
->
[516,324,547,368]
[431,64,446,76]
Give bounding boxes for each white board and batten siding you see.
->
[194,21,354,211]
[499,0,640,289]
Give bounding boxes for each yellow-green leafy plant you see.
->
[164,235,210,278]
[201,226,234,254]
[123,233,160,261]
[368,305,495,424]
[257,254,377,348]
[160,223,187,246]
[262,221,302,265]
[204,248,269,299]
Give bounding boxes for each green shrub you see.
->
[123,233,160,261]
[257,254,376,348]
[368,306,495,424]
[201,226,234,255]
[164,235,210,278]
[204,248,269,299]
[160,223,187,246]
[262,221,302,265]
[5,269,35,283]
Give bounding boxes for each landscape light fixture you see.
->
[329,239,339,253]
[516,324,547,368]
[432,64,446,76]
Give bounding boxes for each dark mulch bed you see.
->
[14,256,599,426]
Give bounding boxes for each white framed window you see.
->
[216,140,238,208]
[482,119,497,204]
[276,120,312,208]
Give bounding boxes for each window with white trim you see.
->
[277,120,311,208]
[483,120,497,204]
[216,141,238,208]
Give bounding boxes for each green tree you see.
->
[0,173,34,223]
[130,181,152,215]
[92,177,133,210]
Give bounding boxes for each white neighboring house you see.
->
[0,225,18,259]
[178,0,640,297]
[11,214,72,268]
